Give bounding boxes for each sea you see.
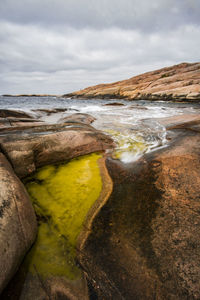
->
[1,95,200,163]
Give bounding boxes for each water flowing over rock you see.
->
[0,153,37,293]
[64,62,200,102]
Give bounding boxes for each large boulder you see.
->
[0,122,114,178]
[0,153,37,293]
[78,123,200,299]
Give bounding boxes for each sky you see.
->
[0,0,199,95]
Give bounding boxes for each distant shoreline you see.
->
[2,94,60,97]
[63,62,200,103]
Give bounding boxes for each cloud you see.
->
[0,0,200,31]
[0,17,199,94]
[0,0,199,94]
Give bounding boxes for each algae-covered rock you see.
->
[0,153,37,294]
[1,153,112,299]
[78,127,200,299]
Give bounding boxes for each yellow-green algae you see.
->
[105,129,148,161]
[24,153,102,280]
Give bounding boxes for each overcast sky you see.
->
[0,0,199,94]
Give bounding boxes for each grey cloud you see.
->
[0,18,199,94]
[0,0,200,32]
[0,0,199,94]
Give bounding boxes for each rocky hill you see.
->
[65,62,200,101]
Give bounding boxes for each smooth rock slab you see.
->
[0,153,37,293]
[79,128,200,299]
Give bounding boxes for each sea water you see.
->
[1,95,199,162]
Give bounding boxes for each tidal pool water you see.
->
[24,153,102,279]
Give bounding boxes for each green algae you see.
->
[24,153,102,280]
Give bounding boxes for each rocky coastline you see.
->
[64,62,200,102]
[0,104,200,299]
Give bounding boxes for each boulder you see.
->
[32,108,68,115]
[58,113,96,125]
[0,110,33,119]
[154,113,200,131]
[78,124,200,299]
[0,122,114,178]
[0,153,37,293]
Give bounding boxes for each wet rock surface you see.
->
[78,121,200,299]
[0,153,37,294]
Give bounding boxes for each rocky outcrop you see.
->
[0,109,33,119]
[0,121,114,178]
[65,62,200,101]
[0,109,44,131]
[78,116,200,299]
[32,108,68,115]
[58,113,96,125]
[0,153,37,293]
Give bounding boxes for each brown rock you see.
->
[103,102,125,106]
[32,108,68,115]
[0,122,114,178]
[154,113,200,131]
[0,118,43,131]
[1,271,89,300]
[65,62,200,102]
[78,126,200,299]
[58,113,96,125]
[0,153,37,293]
[0,110,33,119]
